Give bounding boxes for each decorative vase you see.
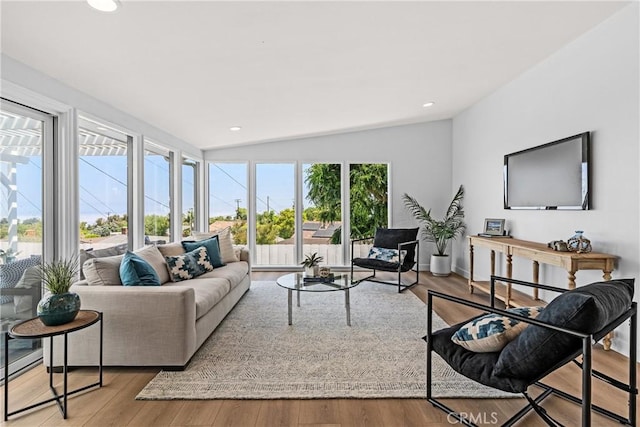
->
[37,292,81,326]
[304,266,319,277]
[567,230,592,253]
[430,254,452,277]
[319,266,331,278]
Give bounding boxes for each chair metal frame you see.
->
[426,275,637,427]
[350,237,419,293]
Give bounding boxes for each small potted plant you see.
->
[37,258,81,326]
[301,252,324,277]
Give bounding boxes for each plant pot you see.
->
[304,266,320,277]
[430,254,452,277]
[37,292,81,326]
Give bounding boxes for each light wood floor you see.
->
[2,272,638,426]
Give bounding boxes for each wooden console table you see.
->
[468,236,618,349]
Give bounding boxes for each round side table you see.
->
[3,310,103,420]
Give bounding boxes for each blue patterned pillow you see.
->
[452,306,544,353]
[165,246,214,282]
[367,247,406,264]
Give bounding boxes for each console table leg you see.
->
[468,244,474,294]
[603,333,613,351]
[533,261,539,300]
[568,270,577,290]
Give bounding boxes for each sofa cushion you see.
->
[165,277,231,320]
[83,245,169,286]
[494,279,634,380]
[120,251,161,286]
[156,242,185,258]
[183,237,224,268]
[83,254,125,286]
[198,261,249,289]
[165,246,214,282]
[135,245,170,285]
[193,227,239,263]
[79,243,127,280]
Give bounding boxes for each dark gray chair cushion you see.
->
[494,279,634,380]
[429,322,530,393]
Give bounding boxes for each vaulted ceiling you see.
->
[0,1,629,150]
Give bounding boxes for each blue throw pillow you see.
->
[182,236,225,268]
[119,251,161,286]
[165,246,214,282]
[451,306,544,353]
[367,246,406,264]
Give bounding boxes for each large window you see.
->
[182,158,198,238]
[349,163,389,258]
[303,163,342,264]
[144,142,171,244]
[209,163,247,244]
[255,163,295,266]
[0,99,53,377]
[78,116,131,250]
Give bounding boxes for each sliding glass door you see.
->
[0,99,53,377]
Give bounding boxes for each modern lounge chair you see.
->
[351,227,419,293]
[425,275,637,427]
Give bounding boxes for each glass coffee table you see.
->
[276,273,360,326]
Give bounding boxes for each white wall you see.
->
[452,3,639,355]
[1,54,202,159]
[206,120,453,268]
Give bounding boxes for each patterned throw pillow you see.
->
[367,247,406,264]
[165,246,214,282]
[182,236,225,268]
[451,306,545,353]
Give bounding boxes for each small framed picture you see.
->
[483,218,505,236]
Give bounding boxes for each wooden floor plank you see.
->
[170,400,224,426]
[254,400,300,427]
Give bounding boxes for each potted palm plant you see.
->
[37,257,81,326]
[402,185,465,276]
[301,252,324,277]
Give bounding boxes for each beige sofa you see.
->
[44,241,250,370]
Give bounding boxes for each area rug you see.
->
[136,281,516,400]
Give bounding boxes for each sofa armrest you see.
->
[235,245,251,265]
[47,284,198,367]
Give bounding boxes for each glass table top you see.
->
[276,272,360,292]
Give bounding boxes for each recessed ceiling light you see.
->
[422,102,435,108]
[87,0,120,13]
[229,126,242,132]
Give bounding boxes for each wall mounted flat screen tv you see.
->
[504,132,590,210]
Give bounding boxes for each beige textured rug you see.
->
[137,281,515,400]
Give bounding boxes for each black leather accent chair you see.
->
[351,227,419,293]
[425,276,637,427]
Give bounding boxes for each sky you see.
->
[3,157,308,224]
